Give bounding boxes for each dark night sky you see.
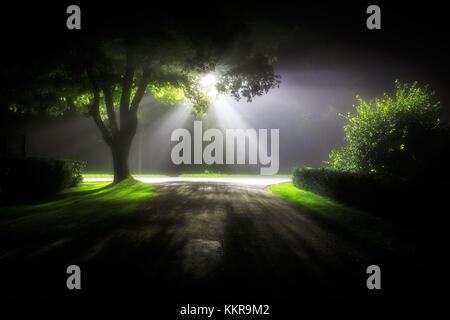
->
[2,2,449,173]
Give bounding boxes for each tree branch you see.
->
[101,84,119,133]
[130,67,151,113]
[120,49,136,116]
[86,64,112,145]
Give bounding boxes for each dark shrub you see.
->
[0,157,86,202]
[292,166,450,223]
[292,167,408,214]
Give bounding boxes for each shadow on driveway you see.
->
[78,182,375,301]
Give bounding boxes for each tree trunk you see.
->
[86,53,149,183]
[137,128,143,174]
[110,134,133,183]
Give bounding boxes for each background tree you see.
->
[5,17,282,182]
[329,80,449,180]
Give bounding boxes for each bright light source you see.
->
[199,73,218,99]
[200,73,217,87]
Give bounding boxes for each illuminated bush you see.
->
[329,80,447,180]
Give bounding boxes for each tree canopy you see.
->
[2,8,284,181]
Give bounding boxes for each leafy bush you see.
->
[71,159,86,187]
[329,80,447,180]
[0,158,86,202]
[293,81,449,219]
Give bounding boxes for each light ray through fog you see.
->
[209,96,268,167]
[210,97,250,129]
[142,104,192,168]
[24,68,407,173]
[26,116,111,167]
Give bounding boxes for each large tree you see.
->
[4,11,281,182]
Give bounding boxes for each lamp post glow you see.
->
[199,73,219,99]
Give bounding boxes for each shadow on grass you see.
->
[269,182,415,256]
[56,182,112,198]
[0,182,114,207]
[0,179,156,264]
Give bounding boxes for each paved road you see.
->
[81,181,374,300]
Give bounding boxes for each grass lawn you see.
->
[82,173,169,178]
[84,172,291,178]
[0,179,156,262]
[179,173,291,177]
[269,182,407,254]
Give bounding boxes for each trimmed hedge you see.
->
[0,157,86,201]
[292,167,448,223]
[291,167,405,213]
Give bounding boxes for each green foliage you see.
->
[5,29,281,120]
[71,160,86,187]
[3,22,283,183]
[216,54,280,102]
[149,83,185,106]
[329,80,443,178]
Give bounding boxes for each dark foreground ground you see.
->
[85,182,374,299]
[1,182,447,315]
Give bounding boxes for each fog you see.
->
[23,44,449,174]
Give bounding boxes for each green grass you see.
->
[179,173,291,177]
[83,172,290,178]
[0,179,156,262]
[269,182,405,254]
[82,173,169,178]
